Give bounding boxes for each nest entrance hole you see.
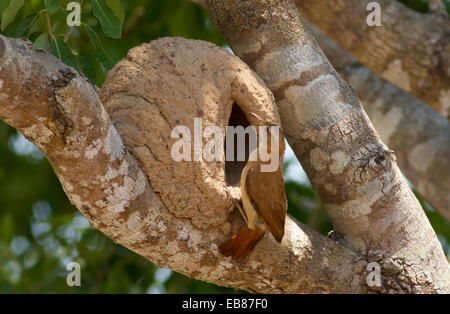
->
[224,102,251,186]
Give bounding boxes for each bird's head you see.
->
[249,112,285,160]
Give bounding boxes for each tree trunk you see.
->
[206,0,450,293]
[307,23,450,221]
[294,0,450,120]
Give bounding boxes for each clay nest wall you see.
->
[99,37,283,234]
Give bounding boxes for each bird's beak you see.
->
[248,112,263,123]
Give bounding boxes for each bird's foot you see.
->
[223,187,248,225]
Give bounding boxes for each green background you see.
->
[0,0,448,293]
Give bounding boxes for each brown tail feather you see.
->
[219,227,265,260]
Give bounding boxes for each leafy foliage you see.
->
[1,0,25,31]
[443,0,450,14]
[0,0,448,294]
[45,0,61,15]
[91,0,122,39]
[398,0,429,13]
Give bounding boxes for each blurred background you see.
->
[0,0,448,293]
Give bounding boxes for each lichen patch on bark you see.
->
[382,60,411,92]
[408,138,439,173]
[439,89,450,118]
[254,44,323,89]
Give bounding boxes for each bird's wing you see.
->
[245,164,287,242]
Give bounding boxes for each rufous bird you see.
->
[220,114,287,259]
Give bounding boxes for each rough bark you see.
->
[294,0,450,120]
[191,0,450,216]
[308,23,450,221]
[207,0,450,293]
[0,35,369,293]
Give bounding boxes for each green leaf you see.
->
[32,33,49,50]
[49,37,78,69]
[14,14,40,38]
[76,55,96,84]
[106,0,125,22]
[1,0,25,31]
[0,1,11,17]
[49,9,69,35]
[45,0,60,14]
[398,0,429,13]
[84,24,122,70]
[443,0,450,15]
[91,0,122,38]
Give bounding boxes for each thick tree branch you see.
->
[294,0,450,120]
[307,23,450,221]
[206,0,450,293]
[0,35,368,293]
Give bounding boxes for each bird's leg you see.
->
[223,187,248,225]
[233,198,248,225]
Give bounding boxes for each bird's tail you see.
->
[219,227,265,260]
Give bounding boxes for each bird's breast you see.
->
[240,164,267,231]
